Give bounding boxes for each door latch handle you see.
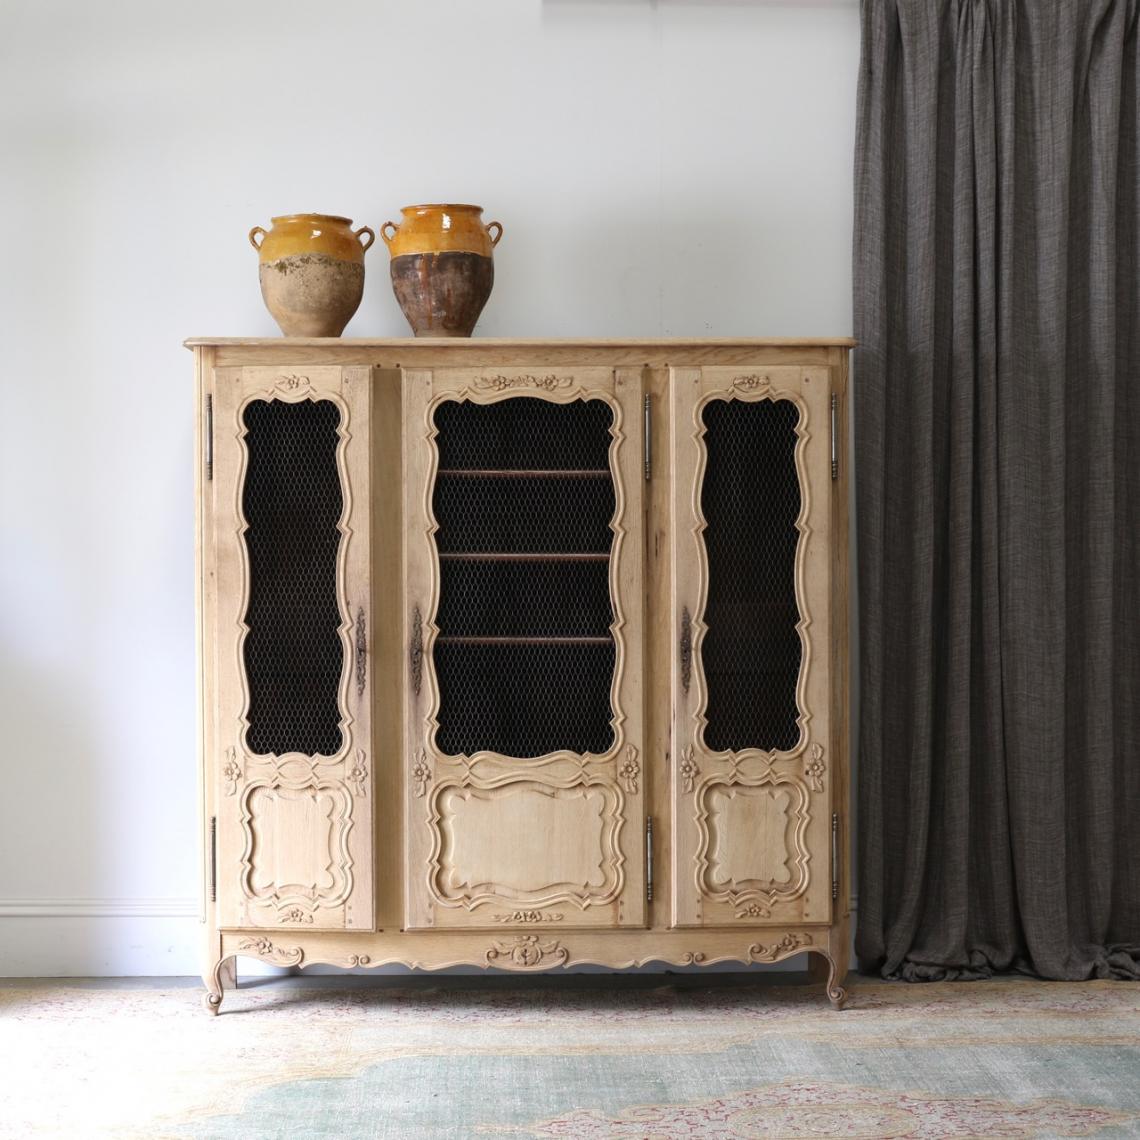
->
[679,607,692,694]
[410,606,423,695]
[355,607,367,696]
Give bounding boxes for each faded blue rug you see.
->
[2,976,1138,1137]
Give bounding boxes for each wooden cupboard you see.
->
[190,338,853,1013]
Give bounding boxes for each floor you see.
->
[2,972,1138,1138]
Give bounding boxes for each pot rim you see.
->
[269,213,353,225]
[400,203,485,213]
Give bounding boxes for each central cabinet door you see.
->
[404,366,645,930]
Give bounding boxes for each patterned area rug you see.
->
[1,976,1138,1138]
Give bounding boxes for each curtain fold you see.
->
[854,0,1140,980]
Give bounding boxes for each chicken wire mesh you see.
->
[241,398,345,757]
[431,396,617,758]
[699,397,803,753]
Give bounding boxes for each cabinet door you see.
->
[212,366,373,930]
[671,366,832,927]
[404,366,645,930]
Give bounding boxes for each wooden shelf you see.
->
[436,636,612,646]
[438,552,610,562]
[438,469,611,479]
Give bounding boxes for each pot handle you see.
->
[248,226,268,251]
[380,221,399,247]
[486,221,503,247]
[354,225,376,252]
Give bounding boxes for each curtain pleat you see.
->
[855,0,1140,981]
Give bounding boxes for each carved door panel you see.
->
[212,366,373,930]
[404,366,646,931]
[670,366,832,928]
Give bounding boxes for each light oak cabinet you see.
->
[191,339,852,1013]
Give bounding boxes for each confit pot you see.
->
[249,213,375,337]
[380,204,503,337]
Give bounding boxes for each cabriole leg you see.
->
[810,947,848,1010]
[202,955,234,1016]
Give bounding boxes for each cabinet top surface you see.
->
[185,336,856,349]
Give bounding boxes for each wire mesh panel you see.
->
[434,474,615,554]
[241,398,344,757]
[435,397,613,471]
[700,398,802,753]
[437,558,613,638]
[431,396,617,758]
[434,642,617,757]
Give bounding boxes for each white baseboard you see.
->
[0,897,198,919]
[0,899,199,976]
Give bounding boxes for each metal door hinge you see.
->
[209,816,217,903]
[643,394,652,481]
[831,812,839,901]
[646,816,654,903]
[830,393,839,480]
[205,394,214,481]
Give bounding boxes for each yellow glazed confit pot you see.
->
[381,204,503,337]
[249,213,375,336]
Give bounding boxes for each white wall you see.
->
[0,0,859,976]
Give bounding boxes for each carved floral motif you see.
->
[278,906,314,925]
[806,742,826,793]
[735,901,772,920]
[748,932,812,962]
[732,373,771,393]
[619,746,641,795]
[348,748,368,797]
[412,749,431,798]
[485,935,569,968]
[679,746,700,794]
[475,374,574,392]
[236,937,304,966]
[222,747,242,796]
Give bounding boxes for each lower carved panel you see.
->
[240,774,354,920]
[695,770,811,913]
[428,778,624,911]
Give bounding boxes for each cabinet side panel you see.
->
[829,348,852,973]
[197,349,223,981]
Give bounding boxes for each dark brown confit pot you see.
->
[381,204,503,336]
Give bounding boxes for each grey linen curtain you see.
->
[854,0,1140,980]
